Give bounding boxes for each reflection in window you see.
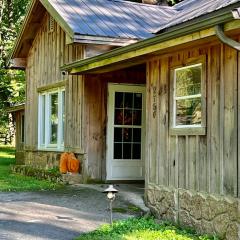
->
[50,93,58,144]
[174,64,202,127]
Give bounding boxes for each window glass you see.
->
[40,95,46,145]
[50,93,58,144]
[38,89,65,150]
[174,64,202,127]
[61,91,65,145]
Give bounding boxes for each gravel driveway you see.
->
[0,184,146,240]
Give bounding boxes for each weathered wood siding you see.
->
[146,43,238,197]
[25,13,84,152]
[84,66,146,179]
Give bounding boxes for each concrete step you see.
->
[61,173,83,185]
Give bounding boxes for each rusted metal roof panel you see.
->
[48,0,176,40]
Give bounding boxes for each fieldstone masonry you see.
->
[146,184,240,239]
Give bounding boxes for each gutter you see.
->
[215,24,240,51]
[61,3,240,73]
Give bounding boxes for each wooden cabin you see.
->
[11,0,240,238]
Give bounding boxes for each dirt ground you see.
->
[0,184,146,240]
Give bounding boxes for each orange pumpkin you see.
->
[67,153,80,173]
[59,152,69,174]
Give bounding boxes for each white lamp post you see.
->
[103,185,118,225]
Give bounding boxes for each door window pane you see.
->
[134,93,142,109]
[133,143,141,159]
[123,128,132,142]
[115,109,123,125]
[123,143,131,159]
[115,92,124,108]
[133,128,141,142]
[50,93,58,144]
[113,90,143,161]
[124,93,133,108]
[114,143,122,159]
[132,110,141,125]
[124,110,133,125]
[114,128,123,142]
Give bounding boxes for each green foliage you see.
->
[0,145,63,191]
[0,0,29,144]
[75,217,219,240]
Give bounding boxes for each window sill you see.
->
[169,127,206,136]
[37,147,64,153]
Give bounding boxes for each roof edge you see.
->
[9,0,37,62]
[39,0,74,38]
[61,7,237,73]
[9,0,75,61]
[6,104,25,113]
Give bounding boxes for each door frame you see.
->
[106,83,146,180]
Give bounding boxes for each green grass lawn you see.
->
[75,218,218,240]
[0,145,62,191]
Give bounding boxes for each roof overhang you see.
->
[7,104,25,113]
[61,6,240,75]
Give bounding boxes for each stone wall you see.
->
[146,184,240,240]
[24,151,85,171]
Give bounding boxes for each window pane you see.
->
[114,143,122,159]
[133,128,141,142]
[41,95,45,145]
[114,128,123,142]
[132,143,141,159]
[176,98,201,126]
[50,93,58,144]
[61,91,65,145]
[175,65,201,97]
[123,128,132,142]
[132,110,142,125]
[115,109,123,125]
[134,93,142,109]
[123,143,131,159]
[115,92,124,108]
[124,93,133,108]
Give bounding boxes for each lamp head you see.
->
[103,185,118,200]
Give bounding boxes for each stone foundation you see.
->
[146,184,240,240]
[24,150,84,169]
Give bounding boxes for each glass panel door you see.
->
[107,84,145,180]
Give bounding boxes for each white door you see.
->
[106,84,145,180]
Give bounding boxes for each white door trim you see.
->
[106,83,146,180]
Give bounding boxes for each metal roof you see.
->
[155,0,240,33]
[47,0,176,40]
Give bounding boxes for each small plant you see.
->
[75,217,219,240]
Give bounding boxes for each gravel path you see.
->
[0,184,146,240]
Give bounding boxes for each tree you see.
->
[0,0,29,144]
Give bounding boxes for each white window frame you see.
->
[170,59,206,136]
[38,88,65,151]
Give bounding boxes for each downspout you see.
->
[215,24,240,51]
